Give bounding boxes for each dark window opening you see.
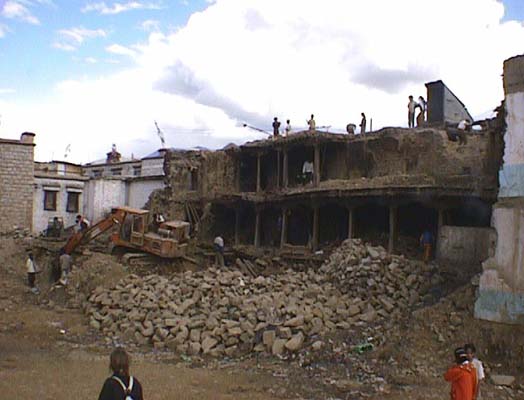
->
[189,169,199,191]
[260,207,281,247]
[319,204,348,246]
[353,203,389,246]
[260,152,280,192]
[446,199,492,227]
[66,192,80,213]
[209,204,237,245]
[133,166,141,176]
[287,205,312,246]
[92,169,103,178]
[44,190,57,211]
[111,168,122,176]
[239,155,257,192]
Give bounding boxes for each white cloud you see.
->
[0,88,16,94]
[2,0,524,164]
[1,0,40,24]
[140,19,160,31]
[106,43,137,57]
[53,26,107,51]
[85,57,98,64]
[0,23,9,37]
[81,1,162,15]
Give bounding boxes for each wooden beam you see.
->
[256,153,261,193]
[388,205,397,253]
[312,205,319,251]
[280,208,288,249]
[254,209,261,248]
[347,207,354,239]
[234,208,240,246]
[283,149,289,188]
[276,149,281,189]
[314,144,320,187]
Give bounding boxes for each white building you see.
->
[33,161,87,234]
[81,147,166,223]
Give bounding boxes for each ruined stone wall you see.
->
[322,128,501,190]
[476,54,524,324]
[0,139,35,233]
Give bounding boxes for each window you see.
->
[189,169,199,191]
[92,169,102,178]
[66,192,80,213]
[111,168,122,176]
[133,166,142,176]
[44,190,57,211]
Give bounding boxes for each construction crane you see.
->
[154,121,166,148]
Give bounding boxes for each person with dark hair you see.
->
[307,114,316,132]
[98,348,143,400]
[444,347,477,400]
[26,251,40,294]
[272,117,281,138]
[420,228,434,263]
[465,343,484,399]
[359,113,367,134]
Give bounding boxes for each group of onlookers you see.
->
[445,344,485,400]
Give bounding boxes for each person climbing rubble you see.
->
[465,343,484,400]
[59,248,72,286]
[214,235,225,267]
[416,96,427,126]
[420,228,434,263]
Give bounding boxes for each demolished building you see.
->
[153,117,504,263]
[475,54,524,324]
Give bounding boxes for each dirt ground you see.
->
[1,236,523,400]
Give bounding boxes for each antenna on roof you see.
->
[154,121,166,148]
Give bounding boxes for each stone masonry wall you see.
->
[0,141,35,233]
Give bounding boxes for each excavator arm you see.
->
[63,208,127,255]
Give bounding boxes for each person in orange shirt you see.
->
[444,348,478,400]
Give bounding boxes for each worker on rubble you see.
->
[420,228,434,263]
[59,248,72,286]
[214,235,225,267]
[272,117,281,138]
[26,251,40,294]
[444,347,477,400]
[408,95,417,128]
[457,119,471,145]
[465,343,484,400]
[307,114,316,132]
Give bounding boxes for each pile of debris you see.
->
[85,239,440,357]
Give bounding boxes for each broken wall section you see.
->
[475,55,524,324]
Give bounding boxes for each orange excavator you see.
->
[63,206,190,258]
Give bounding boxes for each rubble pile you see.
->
[320,238,440,312]
[85,239,440,357]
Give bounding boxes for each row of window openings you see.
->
[91,167,141,177]
[44,191,80,213]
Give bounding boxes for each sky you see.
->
[0,0,523,163]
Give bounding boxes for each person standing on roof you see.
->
[417,96,427,126]
[272,117,281,138]
[408,95,417,128]
[307,114,316,132]
[285,119,292,136]
[360,113,367,134]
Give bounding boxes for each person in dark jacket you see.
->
[98,347,143,400]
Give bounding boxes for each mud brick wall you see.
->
[0,141,35,233]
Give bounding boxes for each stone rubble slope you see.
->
[85,239,441,357]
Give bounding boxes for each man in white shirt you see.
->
[307,114,316,132]
[302,160,314,184]
[285,120,292,136]
[213,235,225,267]
[465,343,485,399]
[407,95,417,128]
[26,251,40,294]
